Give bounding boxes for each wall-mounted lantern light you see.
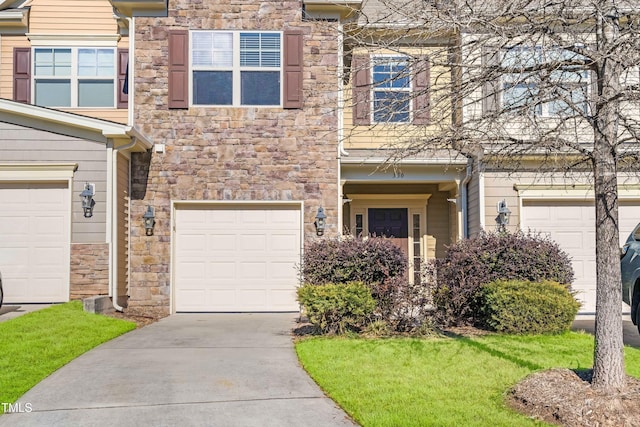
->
[143,205,156,236]
[314,207,327,236]
[79,183,95,218]
[496,199,511,231]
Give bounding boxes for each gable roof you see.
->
[0,98,152,151]
[0,0,28,33]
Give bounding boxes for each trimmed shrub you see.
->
[297,282,376,334]
[433,231,574,326]
[301,237,407,287]
[478,279,581,334]
[379,264,436,332]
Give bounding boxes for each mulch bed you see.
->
[508,368,640,426]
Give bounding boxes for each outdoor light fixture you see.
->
[143,205,156,236]
[496,199,512,231]
[314,207,327,236]
[79,183,95,218]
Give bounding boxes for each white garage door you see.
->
[174,205,302,312]
[0,182,70,303]
[521,200,640,313]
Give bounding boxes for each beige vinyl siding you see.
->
[0,37,30,100]
[28,0,118,34]
[0,122,107,243]
[1,39,129,123]
[482,173,520,233]
[57,109,128,124]
[116,153,129,298]
[1,6,129,124]
[343,47,452,150]
[426,191,451,259]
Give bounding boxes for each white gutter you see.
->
[110,11,135,312]
[337,22,347,234]
[127,16,135,126]
[479,165,485,230]
[109,138,138,312]
[460,157,473,238]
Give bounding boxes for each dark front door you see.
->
[368,208,409,256]
[368,208,408,238]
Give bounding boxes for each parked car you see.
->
[621,223,640,332]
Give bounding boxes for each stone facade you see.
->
[70,243,109,299]
[129,0,340,310]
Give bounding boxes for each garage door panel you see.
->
[240,234,267,251]
[175,205,301,312]
[271,233,299,252]
[210,234,236,251]
[554,231,584,249]
[177,261,206,278]
[208,261,235,278]
[34,247,68,269]
[179,209,208,224]
[208,289,235,307]
[175,288,207,309]
[271,261,298,279]
[242,210,268,224]
[240,289,267,305]
[32,278,66,298]
[239,262,267,279]
[0,217,28,235]
[177,233,207,251]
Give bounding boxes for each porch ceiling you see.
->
[341,162,465,184]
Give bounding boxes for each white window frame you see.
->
[501,46,590,117]
[32,46,117,109]
[189,30,284,107]
[371,55,412,124]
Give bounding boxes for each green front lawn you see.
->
[296,332,640,426]
[0,301,135,409]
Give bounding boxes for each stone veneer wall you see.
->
[70,243,109,299]
[129,0,340,310]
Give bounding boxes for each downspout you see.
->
[110,11,135,312]
[110,137,138,312]
[478,164,485,230]
[461,157,473,238]
[337,21,348,234]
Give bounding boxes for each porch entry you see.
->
[368,208,409,257]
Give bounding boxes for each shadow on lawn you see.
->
[442,330,544,371]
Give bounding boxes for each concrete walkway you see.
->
[0,313,357,427]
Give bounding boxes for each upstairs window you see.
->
[372,57,411,123]
[501,47,590,116]
[33,47,116,108]
[352,54,430,126]
[191,31,282,106]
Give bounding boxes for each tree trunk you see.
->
[592,4,625,390]
[592,141,625,390]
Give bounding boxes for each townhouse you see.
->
[2,0,637,315]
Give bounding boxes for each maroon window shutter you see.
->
[13,48,31,104]
[117,48,129,109]
[352,55,370,125]
[283,30,303,109]
[168,30,189,109]
[482,46,500,114]
[413,56,430,125]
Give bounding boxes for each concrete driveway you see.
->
[572,314,640,348]
[0,313,357,427]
